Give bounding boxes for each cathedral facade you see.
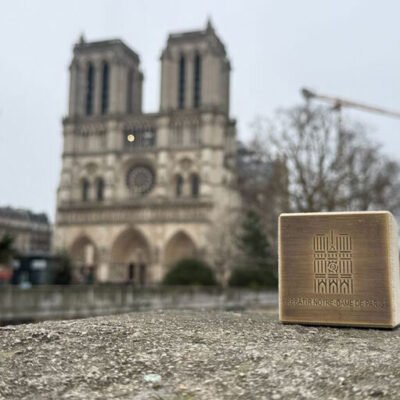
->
[54,21,240,283]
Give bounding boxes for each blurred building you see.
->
[54,20,241,283]
[0,207,51,255]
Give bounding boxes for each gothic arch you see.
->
[164,230,197,268]
[178,157,193,171]
[95,177,105,201]
[101,61,110,114]
[81,177,90,201]
[109,227,151,283]
[83,162,99,177]
[77,163,99,188]
[190,173,200,197]
[69,234,98,268]
[175,174,184,197]
[178,53,186,109]
[193,52,202,108]
[85,62,95,115]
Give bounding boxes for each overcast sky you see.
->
[1,0,400,219]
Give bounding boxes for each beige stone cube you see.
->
[279,211,400,328]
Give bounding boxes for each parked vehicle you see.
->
[11,254,61,286]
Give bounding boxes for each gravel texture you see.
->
[0,309,399,399]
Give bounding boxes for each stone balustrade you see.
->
[0,285,277,323]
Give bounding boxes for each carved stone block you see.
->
[279,211,400,328]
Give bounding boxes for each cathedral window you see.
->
[193,53,202,108]
[127,69,134,113]
[190,173,200,198]
[178,54,186,109]
[175,174,184,197]
[126,165,155,196]
[82,178,90,201]
[85,63,95,115]
[96,177,105,201]
[101,62,109,115]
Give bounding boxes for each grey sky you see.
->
[1,0,400,219]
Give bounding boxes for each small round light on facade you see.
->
[127,134,135,143]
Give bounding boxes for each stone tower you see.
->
[160,19,230,114]
[55,21,240,283]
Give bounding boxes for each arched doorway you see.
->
[164,231,197,269]
[110,228,150,284]
[69,235,98,283]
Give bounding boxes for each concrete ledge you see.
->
[0,309,398,399]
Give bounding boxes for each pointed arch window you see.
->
[82,178,90,201]
[96,177,105,201]
[85,63,94,115]
[193,53,202,108]
[178,54,186,109]
[101,62,109,114]
[127,68,134,113]
[175,174,184,197]
[190,173,200,198]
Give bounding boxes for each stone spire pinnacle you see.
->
[206,16,214,32]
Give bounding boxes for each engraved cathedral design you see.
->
[313,230,353,295]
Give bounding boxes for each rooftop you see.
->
[74,37,140,63]
[0,206,49,225]
[167,19,227,56]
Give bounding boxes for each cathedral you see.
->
[54,20,241,283]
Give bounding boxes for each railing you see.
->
[0,285,278,324]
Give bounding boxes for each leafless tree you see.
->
[251,103,400,214]
[207,209,241,287]
[236,138,289,251]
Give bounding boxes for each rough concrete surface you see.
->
[0,309,399,399]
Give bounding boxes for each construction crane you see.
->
[301,87,400,120]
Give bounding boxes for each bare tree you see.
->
[236,139,289,250]
[251,103,400,214]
